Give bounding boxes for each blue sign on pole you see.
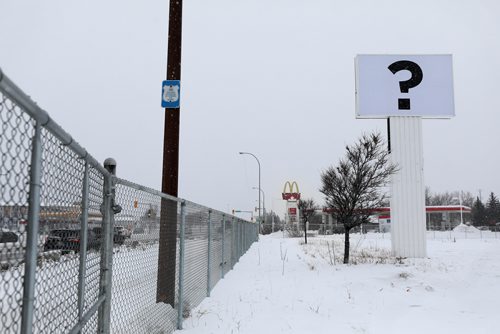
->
[161,80,181,108]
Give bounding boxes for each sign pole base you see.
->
[390,116,427,258]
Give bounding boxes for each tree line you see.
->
[471,193,500,226]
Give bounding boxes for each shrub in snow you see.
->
[285,225,303,238]
[320,133,397,264]
[301,238,395,265]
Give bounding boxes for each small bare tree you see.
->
[320,132,397,264]
[298,198,317,244]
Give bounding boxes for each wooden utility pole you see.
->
[157,0,183,307]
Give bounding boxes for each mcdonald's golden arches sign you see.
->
[282,181,300,200]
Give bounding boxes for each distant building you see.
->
[0,204,28,228]
[0,203,102,231]
[320,205,472,233]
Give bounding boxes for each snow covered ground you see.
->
[176,231,500,334]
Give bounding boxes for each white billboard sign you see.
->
[355,54,455,118]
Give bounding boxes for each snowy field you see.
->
[176,231,500,334]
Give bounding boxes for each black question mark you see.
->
[388,60,423,110]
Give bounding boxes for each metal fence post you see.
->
[177,200,186,329]
[236,220,240,261]
[230,216,234,269]
[252,224,254,244]
[207,209,212,297]
[252,224,254,246]
[77,159,90,330]
[233,220,237,262]
[243,222,245,252]
[221,214,226,279]
[235,220,238,261]
[252,224,254,245]
[98,158,118,334]
[20,121,42,334]
[240,221,243,258]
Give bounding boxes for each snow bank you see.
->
[176,232,500,334]
[453,223,480,233]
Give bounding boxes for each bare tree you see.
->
[460,191,474,208]
[320,132,397,264]
[426,189,475,207]
[427,191,455,205]
[425,187,432,205]
[298,198,317,244]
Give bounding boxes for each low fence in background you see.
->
[0,68,258,333]
[278,222,500,240]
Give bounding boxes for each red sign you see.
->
[289,208,297,215]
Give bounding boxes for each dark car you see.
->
[92,226,126,245]
[44,229,100,253]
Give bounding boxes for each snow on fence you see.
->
[0,68,258,333]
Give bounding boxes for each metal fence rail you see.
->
[0,68,258,333]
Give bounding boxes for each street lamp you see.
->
[239,152,261,235]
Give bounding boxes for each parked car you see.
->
[43,229,100,253]
[92,226,126,245]
[0,229,24,266]
[115,225,132,238]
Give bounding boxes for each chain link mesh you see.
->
[208,211,222,292]
[32,128,85,333]
[0,74,257,334]
[181,202,209,315]
[0,91,34,333]
[110,184,177,333]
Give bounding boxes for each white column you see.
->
[390,116,427,257]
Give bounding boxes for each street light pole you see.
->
[239,152,261,236]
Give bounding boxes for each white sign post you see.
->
[355,54,454,258]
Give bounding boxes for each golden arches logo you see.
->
[283,181,299,194]
[282,181,300,200]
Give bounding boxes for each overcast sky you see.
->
[1,0,499,218]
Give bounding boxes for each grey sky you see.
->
[1,0,499,218]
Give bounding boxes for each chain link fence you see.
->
[0,68,258,333]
